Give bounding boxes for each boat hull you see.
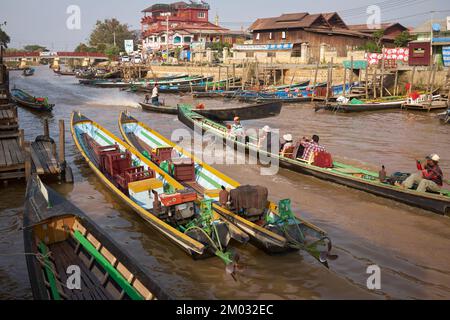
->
[178,107,450,215]
[71,113,214,258]
[24,175,171,300]
[139,102,281,121]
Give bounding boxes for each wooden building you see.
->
[347,23,408,41]
[239,12,404,63]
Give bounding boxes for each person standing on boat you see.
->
[401,154,443,193]
[258,125,279,154]
[300,135,326,161]
[231,117,245,137]
[219,186,230,207]
[151,84,160,106]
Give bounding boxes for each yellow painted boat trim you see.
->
[70,112,205,254]
[118,112,239,188]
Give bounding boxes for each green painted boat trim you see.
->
[73,230,144,300]
[181,106,450,198]
[38,242,61,300]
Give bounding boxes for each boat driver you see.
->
[401,154,443,193]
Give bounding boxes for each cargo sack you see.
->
[387,172,411,185]
[229,185,268,216]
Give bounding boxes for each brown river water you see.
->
[1,66,449,300]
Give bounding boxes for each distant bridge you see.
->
[3,51,109,67]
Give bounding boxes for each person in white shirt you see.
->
[151,84,159,106]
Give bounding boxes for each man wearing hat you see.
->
[402,154,443,193]
[280,134,294,157]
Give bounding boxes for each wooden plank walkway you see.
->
[30,139,61,176]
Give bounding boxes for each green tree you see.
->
[0,26,10,49]
[394,31,415,47]
[104,44,120,58]
[88,18,137,52]
[23,44,47,52]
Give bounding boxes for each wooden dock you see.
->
[0,62,71,184]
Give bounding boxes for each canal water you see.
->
[1,66,449,299]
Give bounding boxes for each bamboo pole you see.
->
[325,60,331,103]
[226,66,230,91]
[342,66,347,98]
[59,120,65,164]
[311,60,319,101]
[425,63,433,96]
[329,57,334,98]
[349,56,354,89]
[365,65,369,99]
[372,67,377,99]
[429,63,437,106]
[380,48,385,98]
[394,70,399,96]
[409,66,416,95]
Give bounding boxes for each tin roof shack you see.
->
[347,23,408,42]
[246,12,390,63]
[408,41,431,66]
[411,18,450,66]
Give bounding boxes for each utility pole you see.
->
[161,12,171,63]
[113,32,116,47]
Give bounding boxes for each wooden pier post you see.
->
[24,141,31,181]
[409,66,416,95]
[349,56,354,86]
[325,60,331,103]
[380,48,385,98]
[365,65,369,99]
[43,118,49,137]
[59,119,65,165]
[19,129,24,148]
[226,66,230,91]
[232,63,236,87]
[394,70,399,96]
[312,61,319,102]
[342,66,347,98]
[372,67,377,99]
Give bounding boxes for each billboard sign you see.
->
[124,40,134,54]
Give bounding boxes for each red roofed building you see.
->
[141,1,245,52]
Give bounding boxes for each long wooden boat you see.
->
[315,98,406,113]
[23,68,35,77]
[438,109,449,124]
[79,74,190,86]
[71,112,247,263]
[402,97,448,112]
[97,76,213,89]
[134,76,215,92]
[24,175,172,300]
[54,69,76,76]
[139,102,282,121]
[119,112,333,263]
[177,106,450,215]
[10,88,54,112]
[156,78,242,94]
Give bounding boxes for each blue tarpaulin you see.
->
[443,46,450,67]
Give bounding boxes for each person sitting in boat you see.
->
[300,135,326,161]
[400,154,443,193]
[280,134,294,157]
[151,84,159,106]
[144,94,150,104]
[230,117,245,137]
[258,125,279,154]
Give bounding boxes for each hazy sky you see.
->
[1,0,449,50]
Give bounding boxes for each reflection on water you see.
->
[1,66,449,300]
